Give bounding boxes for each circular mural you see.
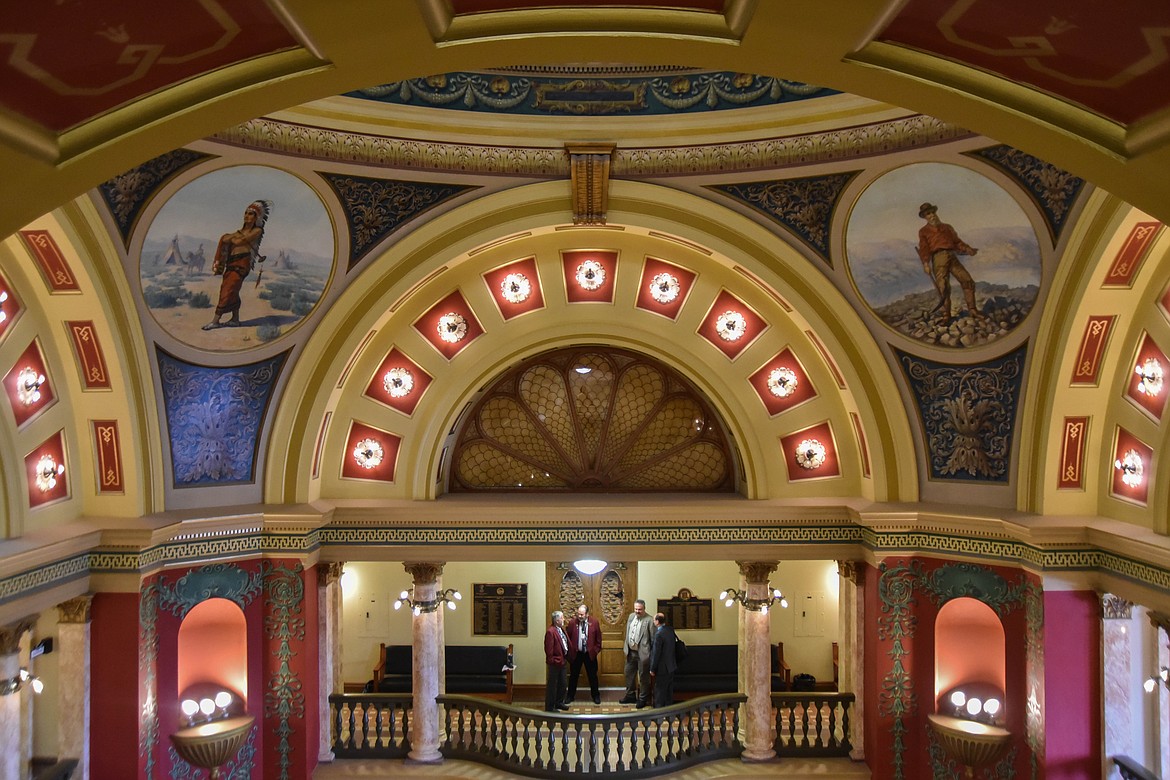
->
[141,165,334,352]
[845,163,1040,348]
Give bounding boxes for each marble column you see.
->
[404,562,445,764]
[738,560,777,763]
[57,597,92,780]
[0,617,35,780]
[837,561,865,761]
[1100,594,1135,768]
[316,563,343,763]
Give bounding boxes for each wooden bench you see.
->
[372,643,514,703]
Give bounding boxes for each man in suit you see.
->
[566,603,602,704]
[649,612,678,708]
[620,599,653,708]
[543,610,570,712]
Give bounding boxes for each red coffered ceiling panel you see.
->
[4,340,54,428]
[877,0,1170,125]
[449,1,723,13]
[0,0,301,132]
[413,290,484,360]
[483,257,545,320]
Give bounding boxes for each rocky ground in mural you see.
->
[875,283,1037,348]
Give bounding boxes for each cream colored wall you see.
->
[340,559,840,689]
[31,609,59,760]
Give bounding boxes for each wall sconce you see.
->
[1143,667,1169,693]
[437,312,468,343]
[1,668,43,695]
[719,586,788,614]
[352,438,384,470]
[16,367,45,405]
[181,690,236,727]
[767,367,798,398]
[0,290,8,323]
[394,587,462,615]
[382,367,414,398]
[35,455,65,492]
[794,438,827,470]
[1114,449,1144,488]
[1135,357,1164,397]
[715,310,746,342]
[573,559,607,575]
[943,685,1003,726]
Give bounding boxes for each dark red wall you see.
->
[90,592,143,779]
[1042,590,1102,778]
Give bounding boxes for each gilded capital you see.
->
[837,560,863,585]
[0,617,37,655]
[404,561,445,585]
[1149,610,1170,636]
[1100,594,1133,620]
[736,560,778,583]
[57,595,93,624]
[316,562,345,586]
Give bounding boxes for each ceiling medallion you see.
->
[1135,357,1164,397]
[437,312,468,343]
[767,367,798,398]
[649,272,680,304]
[1115,449,1144,488]
[383,367,414,398]
[16,367,45,405]
[575,259,605,291]
[500,272,531,304]
[794,439,827,470]
[353,438,385,470]
[715,310,746,341]
[35,455,64,492]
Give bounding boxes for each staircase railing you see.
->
[1112,755,1159,780]
[771,691,855,756]
[328,690,855,770]
[328,693,413,758]
[438,693,744,778]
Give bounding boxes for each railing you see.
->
[1113,755,1159,780]
[771,691,854,756]
[438,693,744,778]
[328,693,413,758]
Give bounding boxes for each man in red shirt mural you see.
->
[916,202,984,324]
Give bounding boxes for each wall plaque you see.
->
[658,588,713,630]
[473,583,528,636]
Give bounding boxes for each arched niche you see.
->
[934,596,1005,711]
[177,597,248,700]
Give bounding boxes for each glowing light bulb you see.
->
[199,698,215,716]
[983,698,1000,716]
[30,677,43,694]
[214,691,232,709]
[950,690,966,707]
[181,699,199,717]
[965,697,983,716]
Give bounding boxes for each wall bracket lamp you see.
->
[394,587,462,615]
[1,668,42,695]
[719,586,788,614]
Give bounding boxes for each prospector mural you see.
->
[846,163,1041,349]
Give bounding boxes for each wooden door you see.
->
[546,561,637,687]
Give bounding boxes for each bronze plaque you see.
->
[658,588,713,630]
[473,583,528,636]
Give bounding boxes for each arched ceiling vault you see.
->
[3,2,1170,240]
[267,181,919,506]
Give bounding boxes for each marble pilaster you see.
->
[57,596,92,780]
[0,617,34,780]
[737,561,777,763]
[405,562,445,764]
[837,560,865,760]
[1101,594,1134,768]
[317,563,343,763]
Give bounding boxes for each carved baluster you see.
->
[840,699,853,750]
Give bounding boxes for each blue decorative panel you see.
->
[895,344,1027,482]
[157,347,289,487]
[348,72,836,116]
[320,172,476,271]
[157,562,264,618]
[706,172,858,265]
[966,145,1086,243]
[97,149,214,247]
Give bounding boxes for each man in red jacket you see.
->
[566,604,603,705]
[543,610,570,712]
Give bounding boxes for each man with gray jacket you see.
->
[620,599,653,708]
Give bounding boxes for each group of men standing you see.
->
[544,598,679,712]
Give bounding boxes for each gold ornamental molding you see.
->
[0,616,36,654]
[57,595,93,624]
[316,561,344,585]
[212,115,969,176]
[567,144,614,225]
[403,561,445,585]
[736,560,778,583]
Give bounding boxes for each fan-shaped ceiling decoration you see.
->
[451,346,735,492]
